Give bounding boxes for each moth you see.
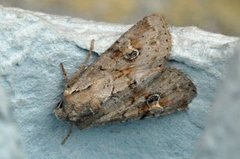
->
[54,14,197,141]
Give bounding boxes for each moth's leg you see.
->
[66,39,95,86]
[77,39,95,71]
[76,39,95,74]
[60,63,68,83]
[61,123,73,145]
[83,39,95,66]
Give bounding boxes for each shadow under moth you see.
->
[54,14,197,143]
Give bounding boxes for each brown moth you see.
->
[54,14,197,132]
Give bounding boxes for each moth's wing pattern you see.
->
[73,67,197,129]
[92,68,197,126]
[92,14,172,95]
[94,14,171,75]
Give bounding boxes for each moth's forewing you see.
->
[72,67,196,129]
[94,14,171,71]
[91,68,197,126]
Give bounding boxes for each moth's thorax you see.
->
[59,73,113,121]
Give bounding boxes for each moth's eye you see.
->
[124,50,139,61]
[146,94,160,105]
[57,100,64,109]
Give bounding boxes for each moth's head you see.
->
[54,100,68,121]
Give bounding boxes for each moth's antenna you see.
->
[61,124,73,145]
[60,63,68,83]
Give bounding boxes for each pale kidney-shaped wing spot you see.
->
[123,49,140,61]
[146,93,161,106]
